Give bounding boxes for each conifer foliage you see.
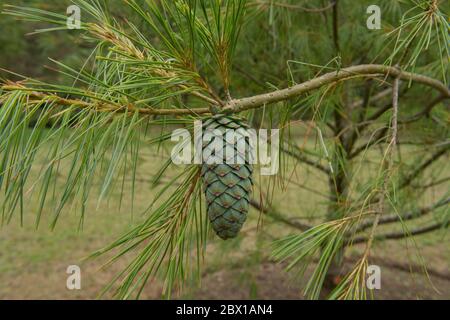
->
[0,0,448,299]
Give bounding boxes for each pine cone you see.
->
[200,115,253,240]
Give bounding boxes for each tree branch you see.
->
[359,77,400,257]
[248,0,336,13]
[353,197,450,234]
[222,65,450,113]
[350,221,448,245]
[349,125,389,159]
[346,256,450,281]
[411,176,450,189]
[399,145,450,189]
[250,199,312,231]
[1,83,211,116]
[399,94,447,124]
[349,87,392,109]
[281,144,331,174]
[4,65,449,117]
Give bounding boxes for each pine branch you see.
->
[222,65,450,113]
[250,199,312,231]
[248,1,336,13]
[349,87,392,109]
[350,116,449,160]
[364,77,400,251]
[1,83,211,116]
[399,145,450,189]
[353,197,450,234]
[349,125,389,159]
[3,65,448,116]
[350,221,449,245]
[345,144,449,218]
[399,94,447,124]
[346,256,450,281]
[332,77,401,300]
[281,144,331,174]
[411,176,450,189]
[348,85,410,138]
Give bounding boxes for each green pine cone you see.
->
[200,115,253,240]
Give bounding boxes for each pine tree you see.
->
[0,0,448,299]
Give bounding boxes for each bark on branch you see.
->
[3,64,449,116]
[222,64,450,113]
